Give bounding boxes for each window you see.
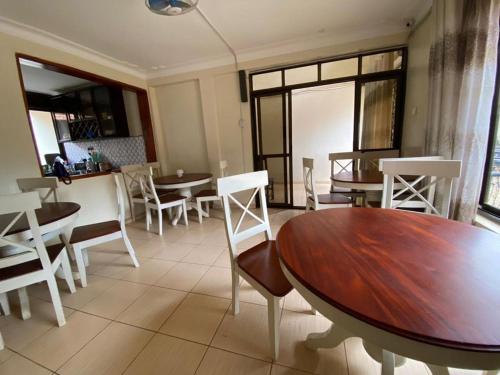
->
[480,63,500,217]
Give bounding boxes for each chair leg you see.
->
[205,202,210,217]
[182,201,189,227]
[17,287,31,320]
[231,271,240,315]
[0,331,4,350]
[197,200,203,223]
[0,293,10,316]
[158,209,163,235]
[73,244,87,288]
[60,250,76,293]
[268,296,280,361]
[310,305,317,315]
[46,274,66,327]
[145,207,151,232]
[123,233,140,267]
[130,202,136,222]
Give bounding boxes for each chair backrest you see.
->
[379,157,462,218]
[17,177,59,203]
[217,171,271,267]
[121,163,148,205]
[137,169,160,206]
[113,173,127,228]
[219,160,228,178]
[302,158,317,204]
[0,192,53,272]
[329,150,400,176]
[143,162,162,178]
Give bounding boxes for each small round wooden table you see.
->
[332,170,389,190]
[154,173,212,224]
[1,202,81,241]
[277,208,500,375]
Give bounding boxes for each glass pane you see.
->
[260,94,284,154]
[285,65,318,86]
[359,79,397,150]
[362,50,403,74]
[483,96,500,210]
[321,58,358,80]
[265,157,285,204]
[252,71,282,90]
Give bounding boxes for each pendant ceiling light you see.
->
[146,0,199,16]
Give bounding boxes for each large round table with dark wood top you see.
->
[276,208,500,375]
[0,202,80,241]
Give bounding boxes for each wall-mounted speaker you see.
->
[238,70,248,103]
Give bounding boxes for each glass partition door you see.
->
[252,91,293,207]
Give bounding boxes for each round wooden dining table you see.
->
[276,208,500,375]
[1,202,80,241]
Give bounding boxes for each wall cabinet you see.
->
[49,86,129,142]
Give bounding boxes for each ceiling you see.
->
[20,61,95,95]
[0,0,431,78]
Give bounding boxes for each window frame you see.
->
[479,45,500,218]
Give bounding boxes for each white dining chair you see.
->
[138,170,188,236]
[143,161,163,178]
[379,157,462,218]
[303,158,353,211]
[17,177,59,202]
[218,170,294,360]
[69,174,139,287]
[0,192,76,348]
[193,160,228,223]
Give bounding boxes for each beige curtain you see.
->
[425,0,499,223]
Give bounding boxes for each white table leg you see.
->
[305,323,353,350]
[172,187,192,226]
[426,364,450,375]
[56,223,82,281]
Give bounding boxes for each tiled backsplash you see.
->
[64,136,147,168]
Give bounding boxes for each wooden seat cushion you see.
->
[150,194,186,205]
[331,187,366,197]
[194,189,217,198]
[70,220,121,244]
[237,240,292,297]
[0,243,65,281]
[315,194,352,205]
[133,189,176,199]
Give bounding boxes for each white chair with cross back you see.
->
[138,170,188,236]
[303,158,353,211]
[379,157,462,218]
[193,160,228,223]
[0,192,76,349]
[69,174,139,287]
[217,170,293,360]
[17,177,59,202]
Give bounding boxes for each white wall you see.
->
[292,83,355,183]
[402,14,431,156]
[29,110,59,163]
[155,80,209,173]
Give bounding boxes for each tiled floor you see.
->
[0,208,482,374]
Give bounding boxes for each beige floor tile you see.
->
[117,286,186,330]
[343,337,379,375]
[85,251,124,275]
[58,321,153,375]
[192,266,234,299]
[20,311,110,370]
[182,244,226,266]
[29,274,119,309]
[398,358,432,375]
[0,348,15,364]
[152,242,198,262]
[211,301,277,361]
[213,251,231,268]
[195,347,271,375]
[90,254,138,279]
[119,257,176,284]
[0,353,51,375]
[276,310,348,374]
[160,293,230,344]
[80,280,148,319]
[0,298,74,351]
[124,333,206,375]
[283,289,315,314]
[155,262,209,291]
[271,364,313,374]
[238,280,269,306]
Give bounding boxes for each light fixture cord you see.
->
[196,5,246,172]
